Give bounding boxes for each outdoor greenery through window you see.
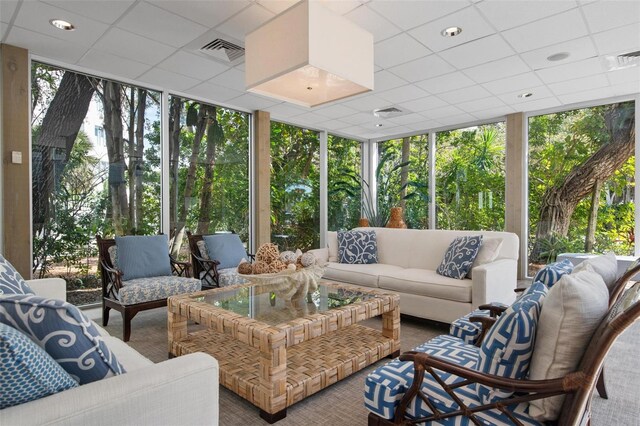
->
[168,96,250,261]
[436,123,506,231]
[32,62,161,306]
[328,135,362,231]
[376,135,429,228]
[528,101,635,276]
[270,122,320,251]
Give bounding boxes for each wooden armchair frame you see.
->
[369,264,640,426]
[96,235,193,342]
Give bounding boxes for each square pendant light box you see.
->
[245,0,374,108]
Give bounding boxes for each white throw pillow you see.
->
[572,252,618,290]
[528,265,609,421]
[327,231,338,262]
[467,238,503,278]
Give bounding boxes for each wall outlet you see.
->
[11,151,22,164]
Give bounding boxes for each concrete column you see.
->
[1,44,31,277]
[253,110,271,247]
[505,112,527,279]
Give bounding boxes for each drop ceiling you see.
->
[1,0,639,140]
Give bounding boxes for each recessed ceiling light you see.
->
[547,52,570,62]
[49,19,75,31]
[375,123,383,127]
[518,92,533,98]
[441,26,462,37]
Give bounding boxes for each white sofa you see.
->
[311,228,519,323]
[0,278,219,426]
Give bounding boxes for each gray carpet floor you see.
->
[103,309,640,426]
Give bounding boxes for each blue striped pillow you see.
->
[533,259,574,288]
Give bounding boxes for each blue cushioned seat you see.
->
[118,276,201,305]
[199,267,247,287]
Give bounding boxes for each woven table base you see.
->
[172,324,395,411]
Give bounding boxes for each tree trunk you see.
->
[169,97,182,229]
[127,87,136,231]
[399,137,410,209]
[197,106,219,234]
[135,89,147,233]
[585,179,602,252]
[531,103,635,261]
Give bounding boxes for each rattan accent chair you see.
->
[187,231,253,288]
[96,235,198,341]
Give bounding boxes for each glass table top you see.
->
[191,280,377,326]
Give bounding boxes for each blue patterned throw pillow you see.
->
[0,295,125,384]
[0,254,34,296]
[533,259,574,288]
[436,235,483,279]
[337,230,378,264]
[0,323,77,409]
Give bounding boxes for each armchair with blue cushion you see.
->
[187,231,253,288]
[96,234,201,342]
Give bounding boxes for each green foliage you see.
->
[328,136,361,231]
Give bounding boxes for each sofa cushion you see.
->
[115,235,172,281]
[324,263,403,288]
[118,276,201,305]
[102,334,153,371]
[437,235,483,279]
[379,269,472,303]
[0,295,125,384]
[528,266,608,421]
[327,231,338,262]
[0,254,34,296]
[0,323,78,409]
[467,237,503,278]
[203,234,247,270]
[533,259,574,288]
[337,229,378,264]
[572,252,618,290]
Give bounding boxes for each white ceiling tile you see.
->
[377,84,429,104]
[345,5,401,42]
[207,68,245,92]
[1,1,18,23]
[408,120,441,131]
[41,0,135,24]
[257,0,298,14]
[415,71,476,94]
[519,37,598,70]
[437,85,492,104]
[408,7,494,52]
[78,49,150,80]
[535,57,604,84]
[367,0,469,31]
[93,28,176,65]
[398,96,448,112]
[482,72,544,95]
[291,112,328,125]
[315,104,359,119]
[374,70,407,92]
[341,112,376,125]
[374,33,431,69]
[341,93,391,111]
[389,55,455,82]
[14,1,109,46]
[558,86,615,105]
[187,82,245,103]
[611,81,640,97]
[439,34,514,69]
[471,106,515,120]
[435,113,477,127]
[215,4,275,41]
[462,55,531,83]
[229,93,279,110]
[151,1,250,28]
[607,67,640,86]
[592,23,640,56]
[340,125,370,137]
[501,9,588,52]
[498,85,554,104]
[264,102,308,118]
[319,0,362,15]
[457,97,508,113]
[6,26,88,63]
[476,0,576,31]
[387,113,427,126]
[158,51,229,80]
[511,96,562,113]
[548,74,609,96]
[581,0,640,34]
[117,2,208,48]
[422,105,465,119]
[317,119,352,131]
[138,68,200,91]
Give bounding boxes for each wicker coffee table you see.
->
[168,278,400,423]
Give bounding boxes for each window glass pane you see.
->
[31,63,160,307]
[270,122,320,251]
[435,123,506,231]
[168,96,250,261]
[376,135,429,228]
[528,101,635,276]
[328,135,361,231]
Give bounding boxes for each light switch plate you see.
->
[11,151,22,164]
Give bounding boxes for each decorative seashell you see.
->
[287,263,297,271]
[279,250,297,264]
[237,261,253,275]
[295,249,303,259]
[300,252,316,267]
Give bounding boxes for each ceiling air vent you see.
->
[604,50,640,70]
[199,38,245,64]
[373,106,407,119]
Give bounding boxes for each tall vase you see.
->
[387,207,407,229]
[358,218,370,227]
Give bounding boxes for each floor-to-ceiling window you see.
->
[376,134,429,228]
[528,101,635,276]
[270,122,320,251]
[435,122,506,231]
[327,135,362,231]
[168,96,250,260]
[31,62,160,306]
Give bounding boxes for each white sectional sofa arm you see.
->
[25,277,67,301]
[0,352,219,426]
[471,258,518,307]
